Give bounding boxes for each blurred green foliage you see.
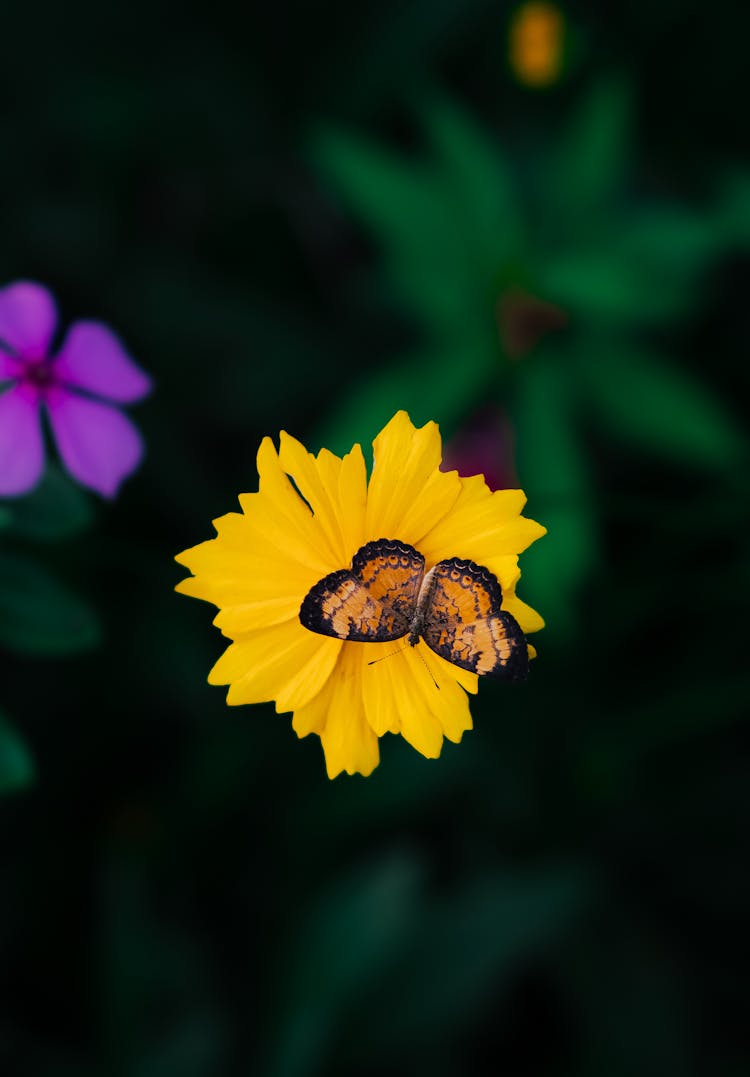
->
[6,465,94,543]
[0,468,99,788]
[1,1,749,1075]
[0,710,35,794]
[313,82,746,632]
[0,549,100,655]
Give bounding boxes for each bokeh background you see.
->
[1,2,749,1074]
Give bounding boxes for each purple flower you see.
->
[0,281,151,498]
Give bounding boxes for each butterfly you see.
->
[299,538,528,680]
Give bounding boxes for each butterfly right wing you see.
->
[420,558,529,680]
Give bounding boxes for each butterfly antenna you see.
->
[368,637,439,689]
[367,645,407,666]
[416,647,440,691]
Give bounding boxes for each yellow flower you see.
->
[509,1,565,88]
[175,412,546,778]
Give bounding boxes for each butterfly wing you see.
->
[299,538,424,642]
[421,558,528,680]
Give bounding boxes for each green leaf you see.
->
[421,94,522,271]
[578,673,750,802]
[4,463,93,541]
[342,865,589,1061]
[615,205,728,272]
[538,248,699,324]
[580,345,747,471]
[0,550,101,655]
[542,76,632,240]
[513,350,598,637]
[545,205,730,325]
[270,856,588,1076]
[313,127,492,333]
[269,852,422,1077]
[0,710,36,794]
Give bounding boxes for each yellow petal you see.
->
[319,647,380,778]
[337,443,368,559]
[395,648,448,758]
[177,506,323,596]
[213,597,301,636]
[365,412,461,545]
[217,513,326,584]
[357,642,403,736]
[292,682,331,737]
[449,474,528,520]
[275,636,343,712]
[175,571,258,609]
[239,437,336,572]
[401,645,476,752]
[175,574,222,605]
[503,591,546,634]
[175,531,316,609]
[417,644,475,742]
[312,445,369,555]
[175,530,245,576]
[360,641,474,752]
[278,432,349,564]
[255,435,303,512]
[236,493,331,579]
[434,678,473,744]
[420,475,546,571]
[408,645,476,695]
[174,557,301,609]
[209,621,340,711]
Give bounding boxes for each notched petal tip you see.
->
[255,434,280,477]
[504,591,546,634]
[367,410,460,544]
[372,410,439,452]
[375,409,413,437]
[325,756,380,780]
[173,574,197,593]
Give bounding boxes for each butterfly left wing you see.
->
[420,558,529,680]
[299,538,424,643]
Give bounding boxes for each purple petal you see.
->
[0,351,21,381]
[0,281,58,360]
[0,386,46,496]
[53,321,152,404]
[46,390,145,498]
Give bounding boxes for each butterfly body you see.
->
[407,565,439,647]
[299,538,528,681]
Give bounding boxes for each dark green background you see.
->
[1,2,749,1074]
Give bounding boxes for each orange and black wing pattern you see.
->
[421,558,528,680]
[299,538,424,643]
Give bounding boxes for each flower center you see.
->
[21,358,56,394]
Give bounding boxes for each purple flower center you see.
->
[21,358,56,392]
